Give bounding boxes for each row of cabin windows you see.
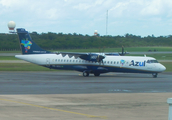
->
[54,59,129,65]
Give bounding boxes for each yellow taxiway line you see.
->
[0,98,107,119]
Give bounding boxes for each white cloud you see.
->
[109,2,130,17]
[0,0,172,36]
[73,3,92,10]
[140,0,163,16]
[0,0,23,7]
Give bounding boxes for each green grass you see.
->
[55,47,172,52]
[0,47,172,72]
[147,54,172,60]
[161,62,172,72]
[0,63,56,71]
[0,51,21,53]
[2,54,171,61]
[1,47,172,53]
[0,56,18,60]
[122,47,172,52]
[126,54,172,60]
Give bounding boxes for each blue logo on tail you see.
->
[21,40,32,53]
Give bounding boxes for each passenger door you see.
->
[46,58,50,67]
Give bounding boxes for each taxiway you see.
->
[0,71,171,120]
[0,71,171,94]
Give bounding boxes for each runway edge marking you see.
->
[0,98,107,119]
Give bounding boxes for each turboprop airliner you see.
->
[15,28,166,78]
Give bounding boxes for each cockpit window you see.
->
[147,60,158,63]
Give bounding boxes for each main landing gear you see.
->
[94,72,100,76]
[83,71,89,77]
[83,71,100,77]
[152,73,158,78]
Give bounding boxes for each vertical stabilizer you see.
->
[17,28,51,54]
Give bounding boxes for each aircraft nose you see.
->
[160,64,166,71]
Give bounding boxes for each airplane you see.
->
[15,28,166,78]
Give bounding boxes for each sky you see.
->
[1,0,172,37]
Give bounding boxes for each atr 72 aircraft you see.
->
[15,28,166,78]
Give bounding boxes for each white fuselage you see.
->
[15,54,166,73]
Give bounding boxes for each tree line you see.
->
[0,32,172,51]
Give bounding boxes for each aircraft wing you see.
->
[56,52,105,62]
[56,52,88,58]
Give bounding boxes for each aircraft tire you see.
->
[94,73,100,76]
[83,71,89,77]
[152,73,158,78]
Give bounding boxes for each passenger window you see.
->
[114,61,116,64]
[117,61,119,64]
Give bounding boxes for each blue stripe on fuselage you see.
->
[42,64,157,74]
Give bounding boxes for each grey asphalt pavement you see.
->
[0,71,171,94]
[0,71,171,120]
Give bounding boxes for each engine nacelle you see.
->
[79,53,105,62]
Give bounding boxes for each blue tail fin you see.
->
[17,28,51,54]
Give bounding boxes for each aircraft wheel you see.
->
[152,73,158,78]
[83,71,89,77]
[94,73,100,76]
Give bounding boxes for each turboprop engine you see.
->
[79,53,105,63]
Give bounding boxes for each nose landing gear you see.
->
[152,73,158,78]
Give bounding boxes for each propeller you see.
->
[97,46,106,65]
[96,55,105,63]
[119,45,128,56]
